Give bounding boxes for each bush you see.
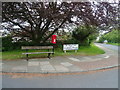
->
[2,36,37,51]
[62,39,89,46]
[2,36,62,51]
[72,25,98,46]
[2,36,13,51]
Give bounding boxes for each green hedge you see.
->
[2,36,62,51]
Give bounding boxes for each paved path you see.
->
[1,43,119,73]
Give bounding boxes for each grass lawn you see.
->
[107,43,120,46]
[2,44,105,60]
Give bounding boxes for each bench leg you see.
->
[52,53,54,56]
[26,54,29,61]
[48,53,51,59]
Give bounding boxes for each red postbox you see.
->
[51,35,57,44]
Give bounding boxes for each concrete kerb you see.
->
[2,64,119,74]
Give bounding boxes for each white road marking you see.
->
[68,57,80,62]
[0,63,4,65]
[61,62,73,67]
[54,65,69,72]
[12,66,27,71]
[40,65,55,71]
[82,57,92,60]
[28,62,39,66]
[40,61,50,65]
[104,55,110,58]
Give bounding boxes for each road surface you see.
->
[95,43,119,52]
[2,68,118,88]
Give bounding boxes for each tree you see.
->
[72,25,98,45]
[98,2,119,33]
[98,30,120,43]
[2,2,118,44]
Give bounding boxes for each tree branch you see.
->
[23,3,37,26]
[3,14,31,33]
[42,17,68,43]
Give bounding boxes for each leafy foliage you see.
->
[72,25,98,45]
[98,30,120,43]
[2,36,13,51]
[2,36,34,51]
[2,2,118,44]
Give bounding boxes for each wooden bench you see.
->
[21,46,54,61]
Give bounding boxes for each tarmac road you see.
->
[95,43,119,52]
[2,68,118,88]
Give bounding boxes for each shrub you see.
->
[2,36,61,51]
[72,25,98,46]
[2,36,13,51]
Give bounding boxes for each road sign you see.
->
[63,44,79,53]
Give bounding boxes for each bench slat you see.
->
[22,52,54,54]
[22,46,53,50]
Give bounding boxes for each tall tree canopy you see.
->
[2,2,118,44]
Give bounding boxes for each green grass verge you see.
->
[2,44,105,60]
[107,43,120,46]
